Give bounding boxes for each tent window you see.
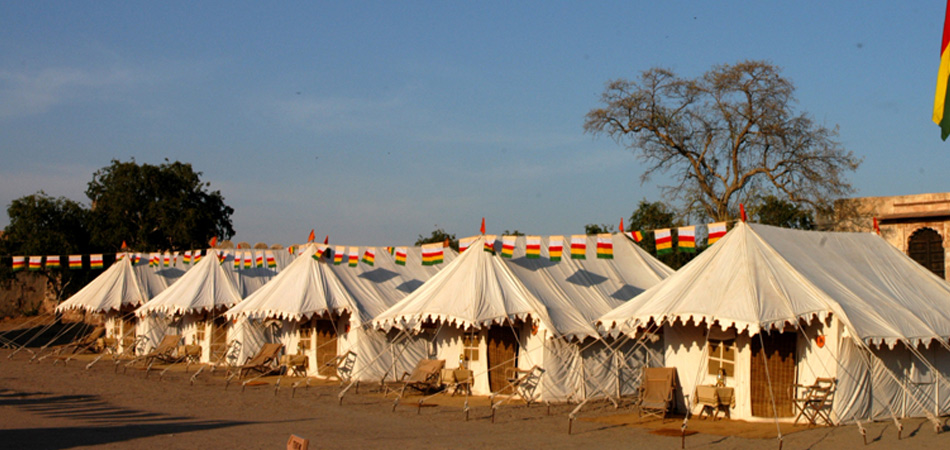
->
[707,338,736,377]
[463,331,480,362]
[299,324,313,353]
[196,320,208,343]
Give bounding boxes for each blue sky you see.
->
[2,2,949,247]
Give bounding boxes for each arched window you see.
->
[908,228,945,279]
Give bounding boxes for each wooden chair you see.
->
[138,334,183,366]
[235,343,284,378]
[53,326,105,355]
[396,359,445,395]
[504,365,545,405]
[637,367,677,420]
[792,377,836,426]
[324,350,357,383]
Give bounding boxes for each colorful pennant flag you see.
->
[194,250,203,263]
[12,256,25,272]
[163,252,170,267]
[549,236,563,262]
[69,255,82,269]
[501,236,516,258]
[133,253,142,264]
[362,248,375,266]
[935,2,950,140]
[483,235,496,254]
[218,250,227,264]
[46,255,60,269]
[172,251,179,265]
[334,246,345,265]
[148,253,158,267]
[28,256,42,271]
[90,254,104,269]
[678,226,696,253]
[183,250,192,265]
[525,236,541,259]
[234,252,241,269]
[316,244,329,259]
[386,246,394,255]
[626,230,644,243]
[243,252,252,269]
[348,247,358,267]
[255,252,264,268]
[266,251,276,268]
[655,229,673,256]
[422,243,443,265]
[459,236,477,253]
[395,247,407,266]
[596,234,613,259]
[707,222,727,245]
[570,235,587,260]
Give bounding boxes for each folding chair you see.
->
[792,377,836,426]
[505,365,545,405]
[235,343,284,378]
[394,359,445,395]
[324,350,357,383]
[135,334,183,366]
[637,367,676,420]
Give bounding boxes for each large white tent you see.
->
[55,255,147,352]
[225,244,454,379]
[374,233,673,401]
[134,248,244,360]
[599,222,950,423]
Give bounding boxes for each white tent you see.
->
[374,234,673,400]
[55,255,147,352]
[225,244,453,378]
[134,248,244,359]
[599,222,950,423]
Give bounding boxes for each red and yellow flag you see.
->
[936,0,950,139]
[525,236,541,259]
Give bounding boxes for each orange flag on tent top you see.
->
[324,235,329,245]
[873,217,881,235]
[308,229,315,242]
[740,204,747,222]
[209,236,218,248]
[480,217,486,234]
[121,240,128,250]
[619,217,624,232]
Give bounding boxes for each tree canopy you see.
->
[750,195,815,230]
[415,228,458,251]
[626,199,697,269]
[86,159,235,251]
[585,60,861,221]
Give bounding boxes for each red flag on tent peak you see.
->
[480,217,486,234]
[308,229,315,243]
[739,204,747,222]
[121,240,128,250]
[323,235,329,245]
[619,217,625,232]
[209,236,218,248]
[873,217,881,235]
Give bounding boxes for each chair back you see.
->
[251,343,283,364]
[407,359,445,383]
[640,367,676,406]
[155,334,181,352]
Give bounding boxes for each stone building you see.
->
[834,192,950,279]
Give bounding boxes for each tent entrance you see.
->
[487,325,519,394]
[210,316,229,362]
[120,315,136,352]
[750,331,797,417]
[315,318,338,377]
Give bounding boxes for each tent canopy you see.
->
[55,255,147,314]
[599,222,950,347]
[135,248,243,317]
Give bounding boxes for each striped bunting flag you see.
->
[421,243,443,265]
[395,247,407,266]
[28,256,43,271]
[243,252,252,269]
[483,235,496,254]
[334,246,345,265]
[68,255,82,269]
[266,251,276,268]
[459,236,477,253]
[172,251,179,265]
[570,234,587,260]
[348,247,358,267]
[163,252,171,267]
[233,252,241,269]
[548,236,563,262]
[525,236,541,259]
[255,252,264,268]
[678,226,696,253]
[218,250,228,264]
[625,230,644,243]
[596,234,613,259]
[707,222,727,245]
[90,254,104,269]
[501,236,516,258]
[183,250,192,265]
[46,255,61,269]
[362,248,375,266]
[133,253,142,265]
[12,256,25,272]
[655,229,673,256]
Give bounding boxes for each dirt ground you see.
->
[1,347,949,449]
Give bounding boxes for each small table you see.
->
[441,368,473,396]
[696,385,735,419]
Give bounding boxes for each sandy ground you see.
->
[1,346,949,449]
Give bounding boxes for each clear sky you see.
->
[2,2,949,247]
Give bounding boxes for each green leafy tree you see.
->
[750,195,815,230]
[585,60,861,221]
[415,228,458,251]
[626,199,697,269]
[0,192,94,304]
[86,159,235,251]
[583,224,614,235]
[502,230,525,236]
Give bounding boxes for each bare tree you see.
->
[584,60,861,221]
